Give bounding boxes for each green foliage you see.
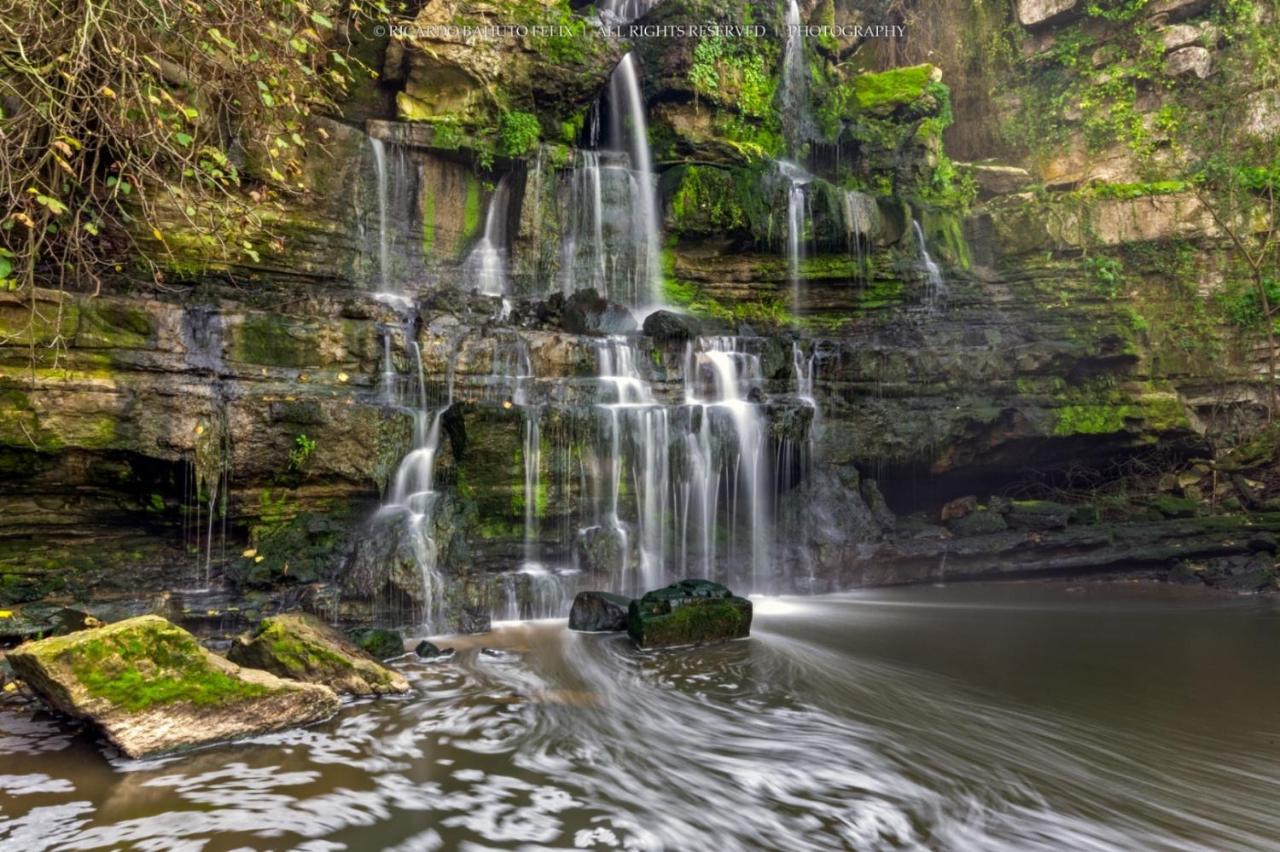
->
[1085,255,1124,299]
[497,111,541,157]
[288,433,316,470]
[0,0,385,301]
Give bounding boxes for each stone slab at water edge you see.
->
[6,615,339,759]
[568,591,633,632]
[627,580,753,649]
[228,613,410,696]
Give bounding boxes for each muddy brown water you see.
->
[1,581,1278,850]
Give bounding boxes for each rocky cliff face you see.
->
[4,0,1277,624]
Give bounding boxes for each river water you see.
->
[1,582,1278,851]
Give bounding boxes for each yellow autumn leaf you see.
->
[3,683,16,693]
[0,610,12,619]
[242,548,257,558]
[337,372,349,382]
[254,555,265,563]
[100,85,117,99]
[152,228,165,242]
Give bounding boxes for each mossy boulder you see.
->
[228,613,409,696]
[7,615,339,758]
[627,580,752,649]
[346,628,405,661]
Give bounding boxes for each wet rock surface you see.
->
[568,591,632,632]
[7,615,339,758]
[627,580,753,649]
[228,613,409,696]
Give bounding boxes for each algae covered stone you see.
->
[7,615,339,759]
[228,613,410,696]
[627,580,752,649]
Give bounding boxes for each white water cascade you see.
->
[560,51,663,311]
[781,161,812,322]
[377,329,454,630]
[913,219,946,313]
[366,137,414,302]
[781,0,812,151]
[465,175,513,298]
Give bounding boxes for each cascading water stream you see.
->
[781,0,813,152]
[609,53,662,311]
[913,219,946,313]
[780,161,812,322]
[378,329,455,630]
[465,175,512,298]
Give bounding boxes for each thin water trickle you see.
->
[465,175,513,297]
[914,219,946,313]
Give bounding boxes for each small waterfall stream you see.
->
[464,175,513,297]
[780,161,812,322]
[913,219,946,313]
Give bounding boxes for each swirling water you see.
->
[2,582,1279,851]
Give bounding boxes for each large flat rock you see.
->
[7,615,339,759]
[228,613,410,696]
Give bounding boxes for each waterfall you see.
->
[843,190,878,282]
[366,136,414,301]
[781,161,812,322]
[465,176,512,297]
[370,138,390,291]
[689,337,771,590]
[913,220,946,313]
[378,329,454,631]
[780,0,812,152]
[610,53,662,311]
[558,52,662,311]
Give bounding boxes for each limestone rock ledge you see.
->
[228,613,410,696]
[7,615,340,759]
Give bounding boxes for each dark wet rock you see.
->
[0,605,94,646]
[1006,500,1072,531]
[949,508,1008,536]
[627,580,753,649]
[1171,555,1279,592]
[940,496,978,522]
[478,647,520,663]
[8,615,339,758]
[228,613,409,696]
[860,479,897,532]
[346,627,405,661]
[642,310,700,343]
[456,607,491,635]
[568,591,632,632]
[414,640,455,660]
[561,290,637,336]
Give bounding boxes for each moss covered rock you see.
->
[627,580,752,649]
[347,627,405,661]
[7,615,339,758]
[228,613,409,696]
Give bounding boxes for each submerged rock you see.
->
[568,591,632,632]
[414,640,455,660]
[228,614,409,696]
[627,580,753,649]
[346,628,405,661]
[7,615,339,758]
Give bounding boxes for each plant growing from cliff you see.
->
[0,0,386,359]
[497,111,541,157]
[288,433,317,471]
